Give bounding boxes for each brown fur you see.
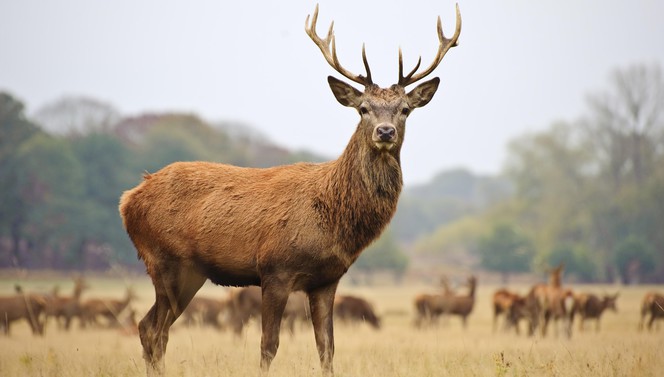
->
[639,291,664,331]
[570,293,618,332]
[119,5,458,376]
[0,288,47,336]
[334,295,380,330]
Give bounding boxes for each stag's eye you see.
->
[359,106,369,115]
[401,107,411,116]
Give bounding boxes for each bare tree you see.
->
[584,63,664,188]
[32,96,120,136]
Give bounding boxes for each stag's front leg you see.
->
[309,281,339,377]
[259,283,290,375]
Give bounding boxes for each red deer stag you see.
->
[334,295,381,330]
[639,291,664,331]
[0,286,47,336]
[570,292,618,332]
[119,4,461,376]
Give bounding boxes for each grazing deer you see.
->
[0,286,47,336]
[334,295,381,330]
[639,291,664,331]
[570,293,618,332]
[44,276,89,330]
[119,4,461,376]
[529,264,573,338]
[81,287,136,328]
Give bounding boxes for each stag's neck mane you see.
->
[318,128,403,258]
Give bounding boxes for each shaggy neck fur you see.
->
[318,125,403,260]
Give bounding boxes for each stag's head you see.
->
[305,4,461,154]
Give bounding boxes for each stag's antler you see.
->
[305,4,373,87]
[398,3,462,87]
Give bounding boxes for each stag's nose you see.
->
[375,124,396,142]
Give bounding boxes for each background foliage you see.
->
[1,63,663,282]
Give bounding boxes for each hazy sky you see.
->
[1,1,663,185]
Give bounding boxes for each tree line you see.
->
[0,95,324,270]
[415,63,664,284]
[1,63,662,283]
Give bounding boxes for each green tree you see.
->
[11,133,86,267]
[477,223,534,284]
[613,235,656,284]
[69,133,136,266]
[0,93,43,266]
[546,245,597,282]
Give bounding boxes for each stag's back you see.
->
[119,161,333,283]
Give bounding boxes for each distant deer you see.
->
[639,291,664,331]
[44,276,89,330]
[413,275,455,328]
[227,287,311,336]
[570,292,618,332]
[181,295,230,330]
[492,288,527,334]
[0,286,47,336]
[81,287,136,328]
[529,264,573,338]
[227,286,263,335]
[119,4,461,376]
[334,295,381,330]
[441,275,477,328]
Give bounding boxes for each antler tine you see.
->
[398,3,462,87]
[398,47,422,84]
[305,4,373,87]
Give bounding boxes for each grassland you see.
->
[1,276,662,376]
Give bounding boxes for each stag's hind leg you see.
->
[139,261,206,377]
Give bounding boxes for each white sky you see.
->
[1,1,663,185]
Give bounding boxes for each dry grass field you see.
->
[1,275,662,377]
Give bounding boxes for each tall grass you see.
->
[1,277,662,376]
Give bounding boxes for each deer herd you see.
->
[0,277,138,336]
[0,278,381,338]
[3,269,662,341]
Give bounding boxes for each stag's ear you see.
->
[328,76,363,108]
[407,77,440,108]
